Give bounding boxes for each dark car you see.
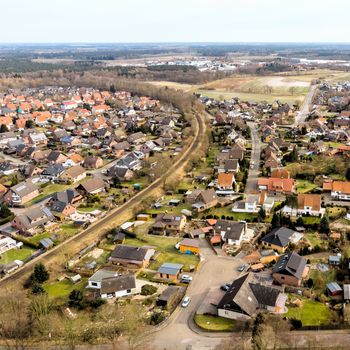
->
[220,283,231,291]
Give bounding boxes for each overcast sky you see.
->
[1,0,349,43]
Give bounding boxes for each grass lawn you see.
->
[286,298,331,326]
[30,183,71,204]
[60,223,80,237]
[44,278,87,300]
[124,235,199,271]
[302,216,321,225]
[0,246,35,264]
[304,232,323,247]
[208,206,258,222]
[194,314,235,332]
[27,232,52,246]
[327,207,347,220]
[296,179,317,194]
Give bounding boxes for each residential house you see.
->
[4,181,39,206]
[151,214,186,236]
[323,180,350,201]
[109,245,155,268]
[156,263,183,281]
[178,238,200,255]
[216,173,235,191]
[107,165,134,181]
[88,269,118,289]
[217,273,287,320]
[83,156,104,169]
[60,165,86,184]
[76,177,106,195]
[297,194,324,217]
[100,275,138,299]
[261,227,303,253]
[190,189,219,213]
[272,252,308,287]
[214,220,247,246]
[258,177,295,195]
[41,164,65,182]
[47,189,82,219]
[11,206,54,236]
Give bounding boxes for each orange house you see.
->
[179,238,200,255]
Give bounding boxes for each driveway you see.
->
[292,85,317,127]
[245,122,261,194]
[147,239,244,350]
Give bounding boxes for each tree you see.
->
[25,119,34,129]
[319,215,330,234]
[258,207,266,221]
[271,212,281,228]
[68,290,84,309]
[31,282,45,295]
[31,263,49,284]
[296,216,304,227]
[0,204,12,219]
[346,167,350,181]
[0,124,9,133]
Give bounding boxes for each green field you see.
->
[286,298,331,326]
[0,246,35,264]
[194,314,235,332]
[296,179,317,194]
[44,278,87,299]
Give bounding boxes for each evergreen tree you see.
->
[31,263,49,284]
[258,207,266,221]
[346,167,350,181]
[68,290,84,308]
[0,124,9,133]
[31,282,45,295]
[0,204,12,219]
[319,215,330,234]
[271,212,281,228]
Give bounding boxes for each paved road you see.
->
[147,239,244,350]
[245,122,261,194]
[292,85,317,127]
[0,111,206,288]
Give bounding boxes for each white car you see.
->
[181,296,191,308]
[180,275,193,284]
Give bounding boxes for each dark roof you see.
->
[262,227,297,248]
[110,245,149,262]
[42,164,65,176]
[100,275,136,295]
[272,252,306,279]
[217,273,282,317]
[214,220,245,240]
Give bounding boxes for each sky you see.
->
[1,0,349,43]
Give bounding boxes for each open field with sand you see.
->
[150,69,350,103]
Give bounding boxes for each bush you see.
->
[141,284,157,296]
[150,311,166,325]
[89,298,106,309]
[290,318,302,329]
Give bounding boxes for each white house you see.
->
[0,235,21,254]
[87,269,118,289]
[100,275,139,299]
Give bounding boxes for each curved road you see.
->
[0,110,206,288]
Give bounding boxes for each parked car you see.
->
[237,264,246,272]
[220,283,231,291]
[181,296,191,308]
[181,275,193,284]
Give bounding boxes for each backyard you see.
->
[286,297,332,326]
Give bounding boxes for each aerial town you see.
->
[0,72,349,349]
[1,1,350,349]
